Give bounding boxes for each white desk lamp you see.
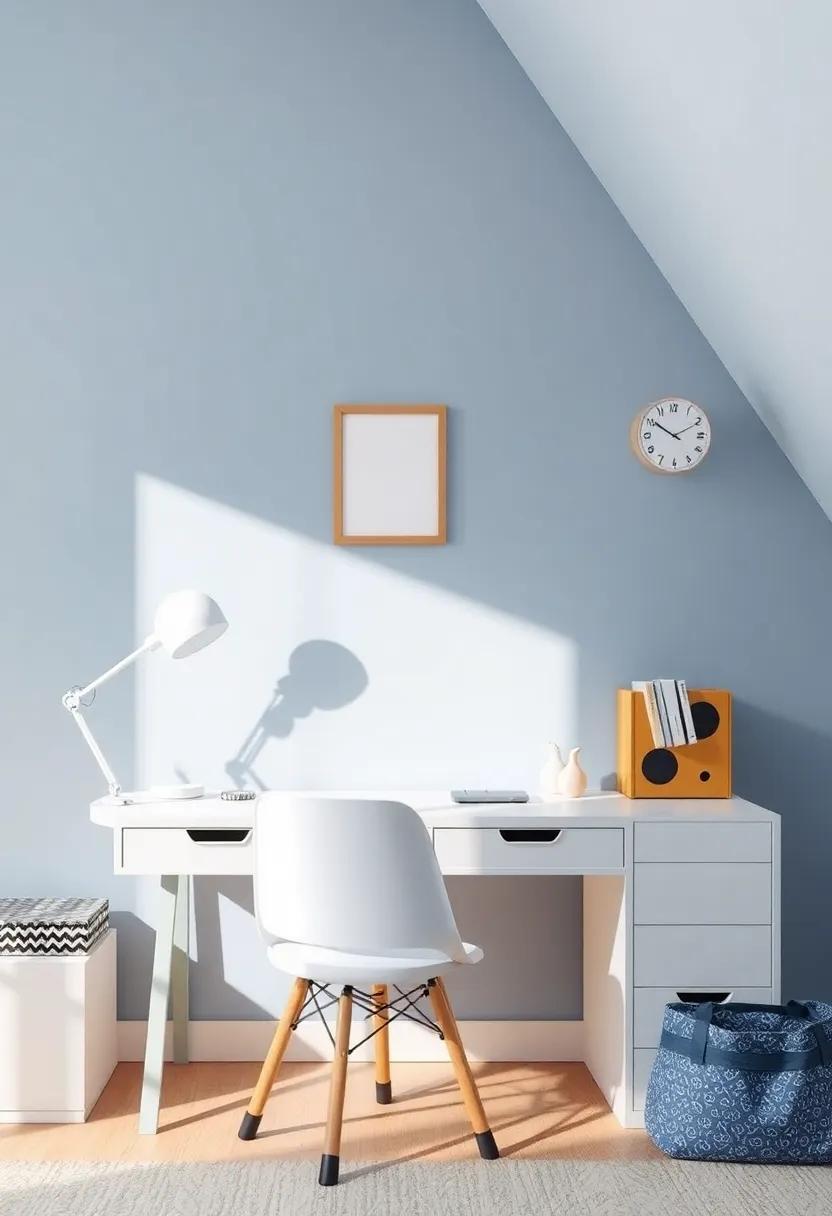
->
[62,589,228,801]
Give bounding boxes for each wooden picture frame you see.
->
[333,405,447,545]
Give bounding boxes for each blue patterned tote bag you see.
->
[645,1000,832,1163]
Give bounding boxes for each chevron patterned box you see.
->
[0,898,109,955]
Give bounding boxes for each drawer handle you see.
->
[186,829,252,844]
[676,990,732,1005]
[499,829,562,844]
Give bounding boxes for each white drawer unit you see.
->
[634,821,771,864]
[634,925,772,987]
[633,986,773,1048]
[432,826,624,875]
[634,863,772,924]
[119,827,253,875]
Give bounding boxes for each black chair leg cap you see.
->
[475,1129,500,1160]
[376,1081,393,1105]
[318,1153,340,1186]
[238,1112,262,1141]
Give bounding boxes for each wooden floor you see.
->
[0,1062,659,1165]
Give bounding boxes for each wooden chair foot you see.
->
[428,977,499,1160]
[318,1153,340,1186]
[238,977,309,1141]
[238,1112,262,1141]
[475,1129,500,1159]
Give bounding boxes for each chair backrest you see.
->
[254,794,468,962]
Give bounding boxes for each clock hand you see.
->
[670,422,699,438]
[652,421,681,440]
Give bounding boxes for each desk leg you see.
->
[172,875,190,1064]
[139,874,178,1135]
[583,874,630,1126]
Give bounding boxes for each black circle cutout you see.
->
[699,770,711,782]
[691,700,720,740]
[642,748,679,785]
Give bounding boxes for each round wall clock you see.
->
[630,398,711,474]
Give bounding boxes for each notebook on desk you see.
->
[451,790,529,804]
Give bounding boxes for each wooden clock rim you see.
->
[629,396,710,475]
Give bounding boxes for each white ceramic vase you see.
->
[539,743,564,801]
[557,747,587,798]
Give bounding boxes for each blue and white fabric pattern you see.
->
[645,1000,832,1163]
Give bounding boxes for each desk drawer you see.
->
[634,987,773,1048]
[120,827,254,875]
[432,827,623,874]
[634,925,771,987]
[634,864,771,924]
[634,822,770,863]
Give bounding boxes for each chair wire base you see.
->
[291,980,443,1055]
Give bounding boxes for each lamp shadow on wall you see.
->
[193,640,367,1016]
[225,640,369,790]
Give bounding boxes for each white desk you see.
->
[91,790,781,1133]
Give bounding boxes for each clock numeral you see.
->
[643,431,652,440]
[647,445,655,454]
[694,445,703,453]
[695,416,702,425]
[686,454,692,464]
[657,454,664,465]
[657,405,665,416]
[697,431,705,439]
[672,458,677,468]
[669,403,678,413]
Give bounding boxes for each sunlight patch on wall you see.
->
[135,474,577,793]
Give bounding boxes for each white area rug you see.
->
[1,1158,830,1216]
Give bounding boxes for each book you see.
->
[673,681,689,743]
[659,679,685,745]
[631,681,664,747]
[677,679,697,744]
[653,679,672,746]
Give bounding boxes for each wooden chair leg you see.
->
[372,983,392,1104]
[238,977,310,1140]
[319,986,354,1186]
[428,977,499,1160]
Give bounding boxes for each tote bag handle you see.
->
[672,1000,832,1071]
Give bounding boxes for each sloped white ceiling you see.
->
[478,0,832,518]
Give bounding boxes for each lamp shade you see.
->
[151,590,228,660]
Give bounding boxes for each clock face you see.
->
[631,398,711,474]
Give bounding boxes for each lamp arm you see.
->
[66,706,123,797]
[76,635,159,700]
[62,634,159,798]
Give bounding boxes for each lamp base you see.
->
[150,783,205,800]
[122,784,206,802]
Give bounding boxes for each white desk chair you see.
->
[238,794,500,1187]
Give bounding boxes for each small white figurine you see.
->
[558,747,588,798]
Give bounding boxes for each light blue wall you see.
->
[2,0,830,1021]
